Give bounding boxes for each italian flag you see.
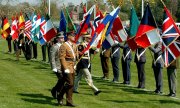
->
[43,14,56,42]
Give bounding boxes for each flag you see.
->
[10,16,19,40]
[162,38,180,67]
[111,16,127,43]
[1,17,11,39]
[31,13,41,42]
[127,7,140,51]
[24,13,32,40]
[35,14,41,39]
[161,7,180,67]
[102,32,115,49]
[161,7,180,47]
[92,11,105,48]
[18,12,25,30]
[59,10,67,34]
[65,6,77,32]
[31,12,37,42]
[39,16,47,45]
[81,7,120,54]
[43,14,57,42]
[135,4,160,48]
[75,5,95,43]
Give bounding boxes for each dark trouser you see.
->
[41,45,46,61]
[167,68,176,95]
[7,39,12,52]
[32,43,37,59]
[25,43,32,60]
[153,66,163,92]
[52,72,64,93]
[136,62,145,88]
[122,59,131,84]
[58,73,75,104]
[111,57,120,81]
[47,44,51,62]
[13,40,18,53]
[100,56,109,78]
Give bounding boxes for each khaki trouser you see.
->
[74,68,98,92]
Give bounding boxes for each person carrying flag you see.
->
[73,33,101,95]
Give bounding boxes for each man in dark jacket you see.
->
[121,43,132,85]
[134,47,146,88]
[149,42,163,94]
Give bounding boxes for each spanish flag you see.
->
[18,12,25,30]
[1,17,11,39]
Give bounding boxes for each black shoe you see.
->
[58,99,63,106]
[73,91,79,93]
[66,103,76,107]
[154,91,163,95]
[168,93,176,97]
[94,90,102,95]
[51,88,57,99]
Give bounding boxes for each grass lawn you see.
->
[0,38,180,108]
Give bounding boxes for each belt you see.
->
[81,57,89,59]
[65,58,76,62]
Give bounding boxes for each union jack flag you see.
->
[162,38,180,67]
[24,14,32,40]
[162,7,180,67]
[162,7,180,47]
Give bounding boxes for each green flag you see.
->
[64,7,77,32]
[129,7,139,38]
[127,7,140,51]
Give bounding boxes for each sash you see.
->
[122,49,131,61]
[136,49,146,61]
[65,42,76,61]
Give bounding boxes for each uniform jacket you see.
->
[111,43,123,58]
[59,41,78,73]
[149,43,164,68]
[122,43,132,61]
[50,43,61,71]
[100,47,110,58]
[134,48,146,63]
[168,60,177,69]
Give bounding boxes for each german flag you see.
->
[1,17,11,39]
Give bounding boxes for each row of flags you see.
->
[1,12,57,45]
[66,3,179,67]
[0,2,180,67]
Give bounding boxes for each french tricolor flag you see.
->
[135,3,160,48]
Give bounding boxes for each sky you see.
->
[1,0,107,6]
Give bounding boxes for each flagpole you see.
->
[160,0,166,7]
[48,0,51,15]
[142,0,144,18]
[94,0,97,20]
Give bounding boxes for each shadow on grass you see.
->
[18,93,58,106]
[149,99,180,105]
[1,58,50,70]
[103,99,142,103]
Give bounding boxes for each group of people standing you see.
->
[99,40,177,98]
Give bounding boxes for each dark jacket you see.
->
[149,43,164,68]
[122,43,132,61]
[134,48,146,63]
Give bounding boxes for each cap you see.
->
[81,32,91,38]
[67,31,76,37]
[83,34,91,38]
[56,31,64,38]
